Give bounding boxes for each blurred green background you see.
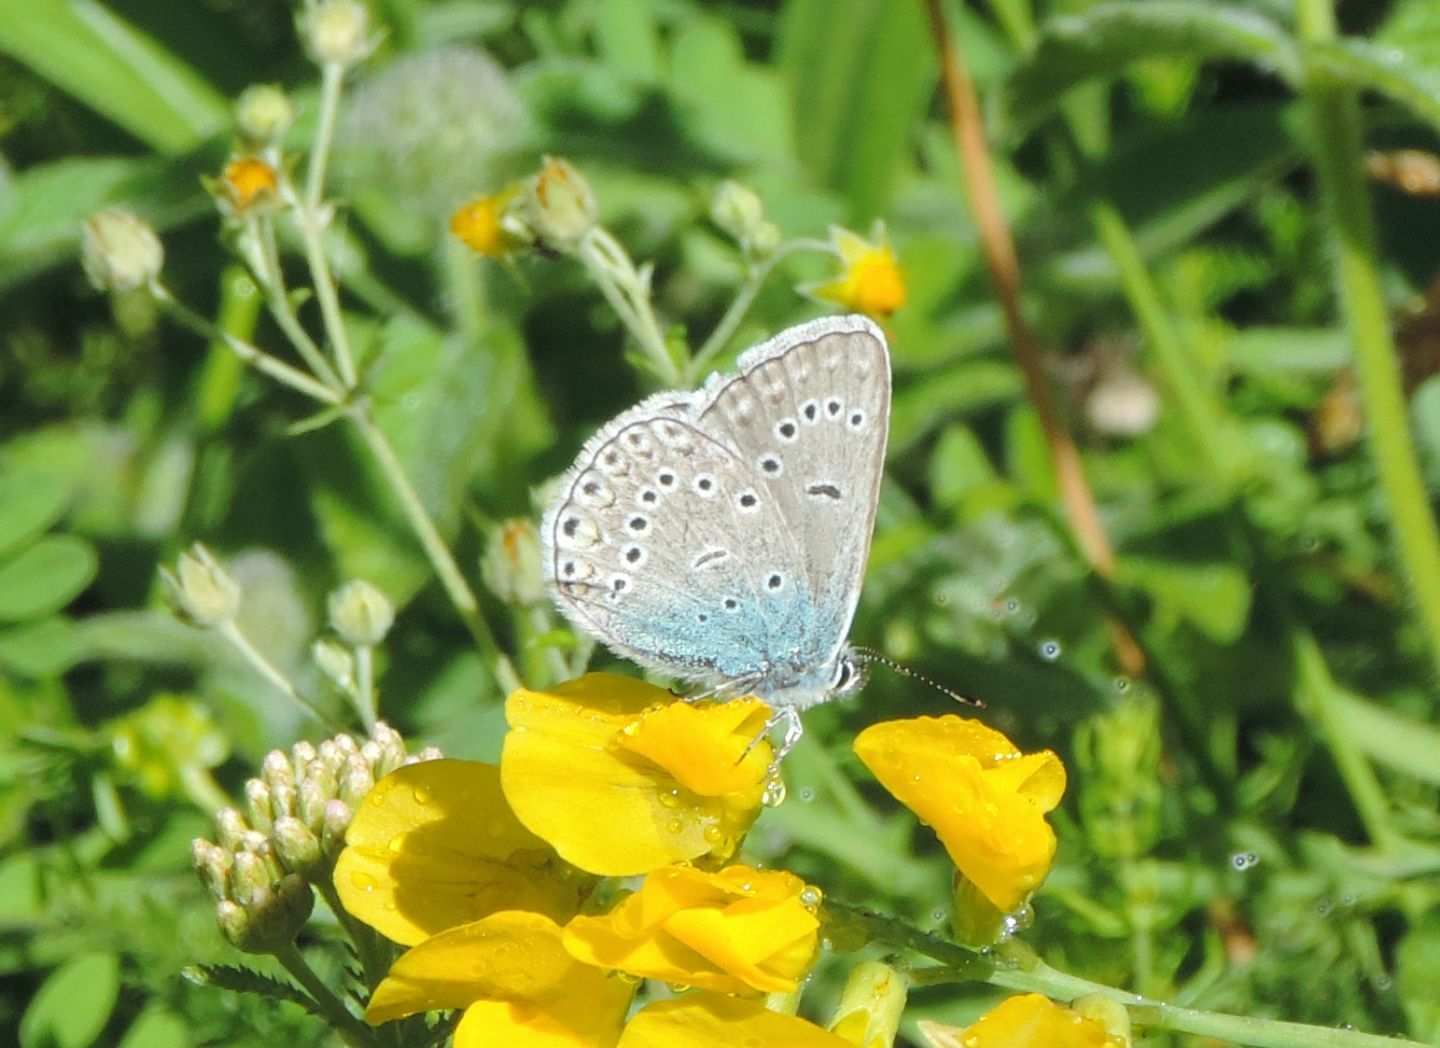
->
[2,0,1440,1044]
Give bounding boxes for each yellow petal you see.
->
[943,994,1112,1048]
[563,865,818,996]
[336,760,587,945]
[366,911,632,1034]
[502,675,769,876]
[618,992,853,1048]
[854,717,1066,913]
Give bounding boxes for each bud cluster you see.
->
[193,722,440,952]
[161,543,242,628]
[709,179,780,260]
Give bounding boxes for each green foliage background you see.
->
[1,0,1439,1045]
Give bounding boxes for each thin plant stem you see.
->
[577,226,681,387]
[1290,627,1401,851]
[305,62,344,214]
[294,207,359,390]
[345,405,523,694]
[248,215,344,389]
[313,878,391,992]
[154,285,343,405]
[1089,201,1233,478]
[352,644,376,731]
[830,903,1426,1048]
[272,941,380,1048]
[685,238,830,384]
[1296,0,1440,678]
[921,0,1144,676]
[215,620,346,732]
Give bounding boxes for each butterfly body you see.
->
[542,314,890,715]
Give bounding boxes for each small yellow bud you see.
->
[219,156,282,215]
[450,186,528,258]
[235,84,294,144]
[81,208,164,293]
[299,0,376,68]
[327,579,394,646]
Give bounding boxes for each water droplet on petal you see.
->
[761,777,787,807]
[350,871,378,892]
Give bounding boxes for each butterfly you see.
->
[541,314,890,759]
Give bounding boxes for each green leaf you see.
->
[116,1005,189,1048]
[1308,39,1440,138]
[0,469,72,558]
[0,618,79,678]
[0,0,228,152]
[0,536,99,623]
[1224,326,1351,374]
[1332,690,1440,785]
[1005,3,1300,135]
[929,425,999,510]
[891,359,1023,454]
[1117,556,1253,643]
[777,0,939,219]
[184,963,322,1017]
[20,951,121,1048]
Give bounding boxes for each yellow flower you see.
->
[366,909,633,1048]
[335,759,590,945]
[563,864,820,996]
[220,156,281,214]
[619,992,853,1048]
[803,224,907,319]
[829,961,906,1048]
[917,994,1116,1048]
[450,186,526,258]
[501,674,772,876]
[853,716,1065,913]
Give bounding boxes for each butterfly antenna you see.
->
[852,646,984,708]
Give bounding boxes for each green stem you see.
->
[346,405,523,694]
[272,941,380,1048]
[353,644,376,731]
[1297,0,1440,677]
[1089,201,1233,478]
[249,216,344,389]
[1290,628,1401,851]
[314,878,392,992]
[577,226,680,387]
[215,620,346,732]
[295,206,359,390]
[305,62,344,214]
[154,286,343,406]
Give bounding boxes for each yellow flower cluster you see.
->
[336,673,1073,1046]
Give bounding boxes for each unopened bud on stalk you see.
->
[235,84,294,145]
[525,157,597,251]
[299,0,376,68]
[81,208,164,293]
[161,543,241,628]
[327,579,394,646]
[482,519,546,605]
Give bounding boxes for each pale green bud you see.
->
[231,850,272,908]
[261,749,296,793]
[273,815,324,874]
[337,759,374,809]
[216,900,252,950]
[482,518,546,605]
[243,779,274,834]
[81,208,163,293]
[235,84,294,145]
[327,579,394,646]
[214,808,249,852]
[370,722,406,778]
[299,0,376,68]
[161,543,241,627]
[297,776,330,834]
[710,180,764,241]
[321,799,352,857]
[524,157,597,251]
[192,839,231,902]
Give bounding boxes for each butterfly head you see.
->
[829,647,868,700]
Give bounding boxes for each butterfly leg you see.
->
[768,705,805,772]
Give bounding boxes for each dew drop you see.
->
[1038,639,1061,660]
[387,835,404,853]
[1230,851,1259,871]
[1113,677,1131,693]
[703,824,723,844]
[799,885,824,910]
[1316,898,1333,916]
[349,871,378,892]
[666,818,684,835]
[798,787,815,803]
[411,786,431,805]
[761,777,787,807]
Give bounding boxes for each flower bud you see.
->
[327,579,394,646]
[312,638,355,691]
[261,749,296,793]
[216,900,253,951]
[214,808,249,852]
[291,739,318,771]
[231,849,272,908]
[244,779,275,834]
[297,774,330,834]
[1072,994,1133,1047]
[411,745,443,763]
[524,157,597,251]
[82,208,164,293]
[273,815,324,874]
[192,839,232,902]
[224,875,314,954]
[337,759,374,810]
[299,0,376,68]
[370,722,406,778]
[481,518,546,605]
[235,84,294,145]
[161,543,241,628]
[217,155,282,217]
[1085,368,1160,437]
[321,799,352,858]
[710,180,764,241]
